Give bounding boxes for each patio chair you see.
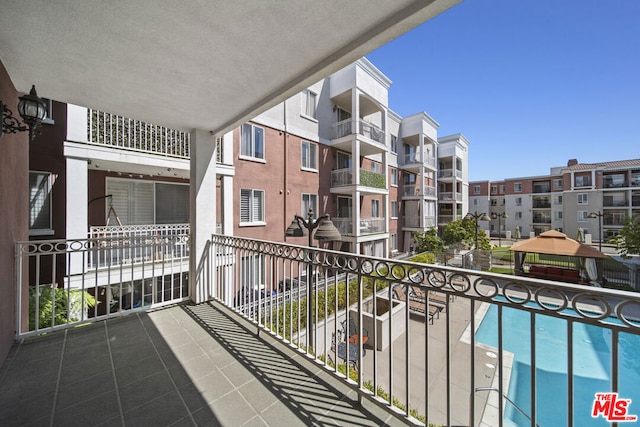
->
[409,285,448,311]
[331,331,364,370]
[341,316,369,346]
[392,285,441,324]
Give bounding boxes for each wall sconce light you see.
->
[1,85,48,142]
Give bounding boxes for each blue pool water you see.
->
[475,304,640,427]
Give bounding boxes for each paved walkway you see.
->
[0,302,405,427]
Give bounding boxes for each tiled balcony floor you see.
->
[0,302,403,426]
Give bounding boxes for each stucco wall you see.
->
[0,61,29,362]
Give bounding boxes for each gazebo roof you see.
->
[510,230,607,258]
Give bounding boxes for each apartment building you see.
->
[470,158,640,243]
[29,59,470,268]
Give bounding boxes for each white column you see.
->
[221,175,233,235]
[190,129,218,304]
[66,156,88,276]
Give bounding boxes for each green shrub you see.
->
[29,285,97,330]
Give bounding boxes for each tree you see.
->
[613,215,640,258]
[442,219,491,250]
[412,228,443,253]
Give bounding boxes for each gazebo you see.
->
[510,230,608,286]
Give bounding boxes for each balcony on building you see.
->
[532,196,551,209]
[603,192,629,207]
[532,180,551,193]
[330,167,387,195]
[402,184,436,199]
[631,171,640,187]
[603,173,628,189]
[333,217,386,237]
[399,138,436,173]
[402,215,436,229]
[532,213,552,224]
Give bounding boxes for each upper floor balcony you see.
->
[330,118,386,156]
[437,168,463,180]
[603,196,629,207]
[333,217,385,236]
[438,192,463,202]
[87,109,191,159]
[402,184,436,198]
[330,168,386,193]
[400,152,436,171]
[402,215,436,229]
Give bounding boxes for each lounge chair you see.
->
[393,285,441,324]
[408,285,448,310]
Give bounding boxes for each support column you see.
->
[190,129,218,304]
[66,156,88,276]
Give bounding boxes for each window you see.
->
[553,179,563,190]
[575,174,592,187]
[473,199,478,206]
[390,168,398,186]
[577,193,588,204]
[107,179,189,225]
[515,212,522,220]
[240,123,265,160]
[473,185,480,194]
[514,182,522,192]
[301,141,317,170]
[371,162,382,174]
[301,193,317,217]
[301,89,317,119]
[554,211,563,220]
[29,171,52,234]
[390,201,398,218]
[515,197,522,206]
[490,199,497,206]
[240,189,265,224]
[499,185,505,194]
[371,200,380,217]
[390,135,398,153]
[391,234,397,251]
[577,211,589,222]
[491,185,497,195]
[554,195,563,205]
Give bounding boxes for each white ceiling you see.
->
[1,0,460,135]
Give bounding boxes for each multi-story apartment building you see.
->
[29,58,470,272]
[470,158,640,243]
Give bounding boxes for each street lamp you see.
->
[588,211,604,252]
[285,208,341,349]
[491,212,508,247]
[464,211,491,249]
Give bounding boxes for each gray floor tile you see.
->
[118,370,176,413]
[114,354,165,387]
[122,390,189,427]
[208,390,258,426]
[55,370,116,410]
[53,391,120,427]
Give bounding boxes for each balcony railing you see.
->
[403,215,436,228]
[603,198,629,207]
[15,233,640,425]
[87,223,190,269]
[333,217,385,236]
[403,184,436,197]
[402,152,436,168]
[330,168,385,189]
[438,192,462,202]
[87,109,190,158]
[331,119,385,145]
[196,235,640,426]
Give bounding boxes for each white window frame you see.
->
[553,179,563,190]
[301,140,318,171]
[515,212,522,220]
[371,162,382,174]
[391,233,398,251]
[473,185,480,194]
[301,89,317,120]
[390,167,398,186]
[390,135,398,153]
[499,185,505,194]
[390,201,398,219]
[514,182,522,192]
[301,193,318,217]
[29,171,53,235]
[577,193,588,205]
[240,189,265,226]
[371,199,380,218]
[515,197,522,206]
[490,185,497,195]
[577,210,589,222]
[240,123,265,162]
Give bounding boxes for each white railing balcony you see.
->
[331,168,354,187]
[403,185,436,197]
[402,215,436,228]
[333,217,386,236]
[439,192,454,201]
[438,168,453,178]
[87,109,190,159]
[87,223,190,269]
[402,153,436,168]
[331,119,385,145]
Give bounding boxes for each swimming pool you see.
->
[475,304,640,426]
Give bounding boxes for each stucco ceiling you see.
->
[0,0,460,135]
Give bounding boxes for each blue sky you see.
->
[367,0,640,182]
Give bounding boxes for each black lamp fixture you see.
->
[491,212,509,247]
[588,211,604,252]
[1,85,48,142]
[464,211,491,249]
[285,208,341,349]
